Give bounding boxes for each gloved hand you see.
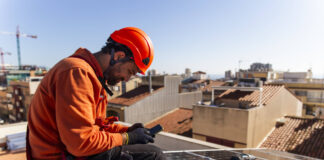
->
[127,123,144,132]
[127,128,154,144]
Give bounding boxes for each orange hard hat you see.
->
[110,27,154,75]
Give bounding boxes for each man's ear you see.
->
[114,51,126,61]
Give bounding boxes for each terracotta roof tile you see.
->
[109,85,163,106]
[261,116,324,159]
[145,108,193,137]
[202,81,225,92]
[217,85,284,106]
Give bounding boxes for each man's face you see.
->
[103,59,140,86]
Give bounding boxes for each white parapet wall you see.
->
[0,122,27,146]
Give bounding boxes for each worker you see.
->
[27,27,165,160]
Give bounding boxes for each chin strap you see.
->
[109,48,117,66]
[98,76,114,96]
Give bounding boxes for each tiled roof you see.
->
[261,116,324,159]
[217,85,284,106]
[109,85,163,106]
[202,81,225,92]
[145,108,193,137]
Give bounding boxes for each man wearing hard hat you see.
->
[27,27,165,160]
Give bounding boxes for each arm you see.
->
[105,124,129,133]
[55,68,123,157]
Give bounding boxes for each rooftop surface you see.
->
[0,122,229,160]
[109,85,163,106]
[145,108,193,137]
[217,85,284,106]
[0,150,25,160]
[261,116,324,159]
[0,120,322,159]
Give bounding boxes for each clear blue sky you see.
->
[0,0,324,77]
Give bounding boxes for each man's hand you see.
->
[127,128,154,144]
[127,123,144,132]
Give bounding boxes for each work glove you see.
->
[127,123,144,132]
[127,128,154,144]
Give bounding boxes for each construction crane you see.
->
[0,48,11,72]
[0,25,37,69]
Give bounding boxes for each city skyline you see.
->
[0,0,324,77]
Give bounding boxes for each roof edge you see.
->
[159,132,230,149]
[144,108,180,126]
[285,115,324,120]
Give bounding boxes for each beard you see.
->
[104,67,122,86]
[107,77,119,86]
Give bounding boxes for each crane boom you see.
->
[0,25,37,69]
[0,48,12,72]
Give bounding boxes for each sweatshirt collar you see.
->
[70,48,104,78]
[70,48,114,96]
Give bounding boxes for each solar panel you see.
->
[193,150,257,160]
[164,152,207,160]
[164,150,259,160]
[163,149,320,160]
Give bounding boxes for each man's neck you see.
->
[93,51,111,73]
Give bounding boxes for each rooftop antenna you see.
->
[238,60,242,72]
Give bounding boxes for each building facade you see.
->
[108,76,202,124]
[192,85,302,148]
[107,77,142,100]
[6,77,43,122]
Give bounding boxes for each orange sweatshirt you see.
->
[27,48,128,159]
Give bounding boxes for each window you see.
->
[295,91,307,96]
[113,86,120,91]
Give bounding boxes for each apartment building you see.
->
[7,77,43,122]
[107,77,142,100]
[271,71,324,117]
[108,75,202,124]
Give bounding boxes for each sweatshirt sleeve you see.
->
[55,68,123,157]
[106,124,129,133]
